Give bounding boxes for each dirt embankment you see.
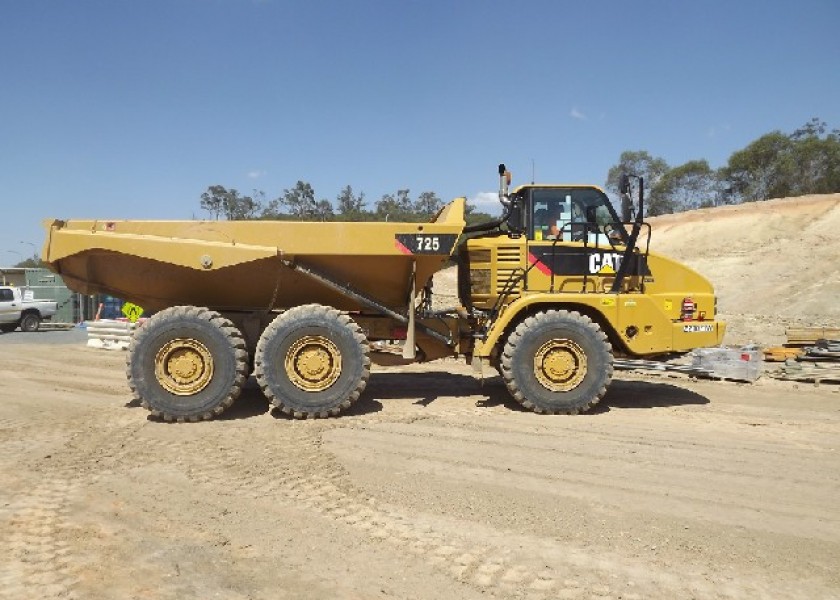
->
[648,193,840,345]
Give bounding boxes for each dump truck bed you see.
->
[43,199,466,313]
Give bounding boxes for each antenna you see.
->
[531,159,535,184]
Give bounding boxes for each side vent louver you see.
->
[496,246,523,294]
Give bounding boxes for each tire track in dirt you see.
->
[88,411,663,600]
[0,478,81,600]
[34,393,835,599]
[62,411,591,599]
[336,420,840,524]
[322,410,840,599]
[0,403,149,600]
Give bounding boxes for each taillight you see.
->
[681,297,695,321]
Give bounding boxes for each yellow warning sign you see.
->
[600,297,616,307]
[121,302,144,322]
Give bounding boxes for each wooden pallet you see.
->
[785,327,840,346]
[763,346,804,362]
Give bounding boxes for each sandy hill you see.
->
[433,193,840,348]
[648,193,840,346]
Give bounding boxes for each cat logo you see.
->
[588,252,623,275]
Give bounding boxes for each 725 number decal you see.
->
[416,235,440,251]
[395,233,458,255]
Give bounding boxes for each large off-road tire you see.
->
[127,306,248,422]
[0,323,17,333]
[255,304,370,419]
[20,313,41,332]
[500,310,613,414]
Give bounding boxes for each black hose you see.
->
[462,204,511,233]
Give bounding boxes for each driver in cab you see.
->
[535,202,584,241]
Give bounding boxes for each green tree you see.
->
[375,193,399,218]
[13,256,47,268]
[605,150,670,195]
[395,189,412,212]
[605,150,670,217]
[721,131,795,201]
[788,119,840,195]
[200,185,263,220]
[277,181,317,218]
[200,185,226,220]
[313,199,335,221]
[336,185,369,220]
[374,190,409,219]
[651,159,716,214]
[414,191,443,215]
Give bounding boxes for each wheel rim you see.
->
[533,338,588,392]
[285,335,342,392]
[154,338,215,395]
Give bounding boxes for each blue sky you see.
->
[2,0,839,262]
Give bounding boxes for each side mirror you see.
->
[619,173,631,195]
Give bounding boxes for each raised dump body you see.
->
[43,199,466,314]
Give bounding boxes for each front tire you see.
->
[127,306,248,422]
[255,304,370,418]
[501,310,613,414]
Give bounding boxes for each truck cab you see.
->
[459,175,725,362]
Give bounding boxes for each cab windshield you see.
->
[527,187,625,244]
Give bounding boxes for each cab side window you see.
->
[530,189,576,241]
[0,289,14,302]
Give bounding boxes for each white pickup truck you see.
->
[0,286,58,333]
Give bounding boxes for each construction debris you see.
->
[690,346,763,382]
[768,333,840,384]
[613,358,714,377]
[614,345,763,383]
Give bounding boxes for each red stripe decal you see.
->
[528,252,551,276]
[395,239,413,255]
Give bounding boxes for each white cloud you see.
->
[570,107,587,120]
[247,170,266,179]
[468,191,503,214]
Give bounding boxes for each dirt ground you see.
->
[1,337,838,600]
[2,193,840,599]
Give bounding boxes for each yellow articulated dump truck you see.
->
[42,165,725,421]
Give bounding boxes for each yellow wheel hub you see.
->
[285,336,342,392]
[533,339,587,392]
[155,338,214,396]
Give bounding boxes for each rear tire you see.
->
[20,313,41,332]
[0,323,16,333]
[501,310,613,414]
[127,306,248,422]
[255,304,370,418]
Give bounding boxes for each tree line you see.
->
[605,118,840,216]
[199,182,493,224]
[199,118,840,224]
